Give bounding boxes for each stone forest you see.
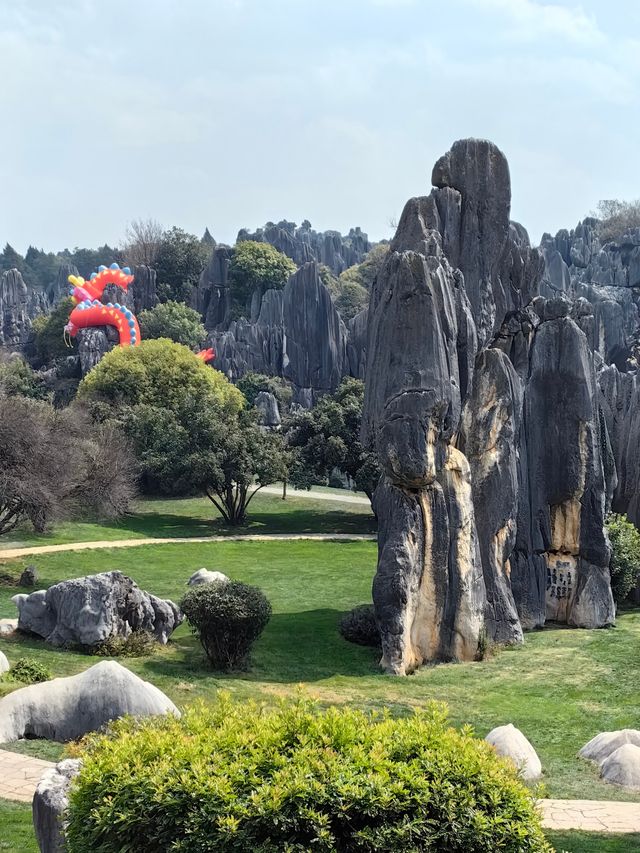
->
[2,138,640,852]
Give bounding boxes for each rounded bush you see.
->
[65,697,552,852]
[606,513,640,603]
[5,657,52,684]
[339,604,380,647]
[180,580,271,670]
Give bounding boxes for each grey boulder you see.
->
[12,570,182,648]
[0,650,9,673]
[33,758,82,853]
[485,724,542,782]
[187,569,230,586]
[600,744,640,790]
[579,729,640,764]
[0,660,179,742]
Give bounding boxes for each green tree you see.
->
[62,245,122,279]
[0,243,26,275]
[155,227,210,303]
[284,378,380,500]
[594,199,640,243]
[606,513,640,603]
[138,300,207,348]
[236,371,292,408]
[24,246,64,290]
[0,355,49,400]
[31,298,77,365]
[228,240,296,316]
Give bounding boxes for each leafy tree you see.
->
[326,275,369,321]
[30,298,77,365]
[236,371,292,408]
[138,301,207,348]
[228,240,296,316]
[0,355,49,400]
[0,396,135,536]
[155,226,210,303]
[606,513,640,603]
[62,245,122,279]
[78,339,284,524]
[24,246,64,290]
[284,378,380,500]
[0,243,26,275]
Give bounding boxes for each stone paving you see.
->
[0,749,54,803]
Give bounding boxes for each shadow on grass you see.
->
[143,609,380,685]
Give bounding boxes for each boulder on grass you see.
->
[12,570,182,648]
[187,568,229,586]
[600,744,640,790]
[0,660,179,742]
[19,565,38,587]
[33,758,81,853]
[579,729,640,765]
[485,724,542,782]
[0,650,9,673]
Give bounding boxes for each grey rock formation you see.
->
[254,391,281,427]
[485,724,542,782]
[363,138,617,674]
[211,263,348,403]
[0,650,9,673]
[77,327,112,375]
[191,245,233,330]
[131,264,159,313]
[46,264,77,304]
[0,268,47,348]
[579,729,640,765]
[237,220,370,275]
[187,568,229,586]
[33,758,81,853]
[0,660,178,742]
[12,571,182,647]
[19,565,38,587]
[600,744,640,790]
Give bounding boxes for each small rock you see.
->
[19,565,38,587]
[33,758,82,853]
[0,618,18,636]
[600,744,640,790]
[0,650,9,673]
[485,724,542,782]
[579,730,640,765]
[187,569,230,586]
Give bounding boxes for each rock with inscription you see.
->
[485,724,542,782]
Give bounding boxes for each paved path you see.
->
[0,750,54,803]
[261,485,371,505]
[0,532,376,561]
[539,798,640,833]
[0,749,638,833]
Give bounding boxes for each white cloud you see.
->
[468,0,603,45]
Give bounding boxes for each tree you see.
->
[138,300,207,349]
[0,355,49,400]
[326,275,369,321]
[63,245,122,279]
[0,396,135,536]
[284,378,380,500]
[0,243,26,275]
[594,199,640,243]
[155,227,210,303]
[30,298,77,365]
[228,240,296,317]
[236,371,292,408]
[121,218,164,267]
[606,513,640,604]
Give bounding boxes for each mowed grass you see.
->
[0,490,375,550]
[1,534,640,806]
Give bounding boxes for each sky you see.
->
[0,0,639,254]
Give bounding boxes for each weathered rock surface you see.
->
[0,650,9,673]
[33,758,81,853]
[363,138,618,673]
[0,268,48,348]
[254,391,281,427]
[600,744,640,790]
[187,569,230,586]
[485,724,542,782]
[0,660,178,742]
[19,565,38,587]
[237,220,370,275]
[131,264,159,313]
[579,729,640,765]
[12,571,182,647]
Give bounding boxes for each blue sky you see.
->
[0,0,638,253]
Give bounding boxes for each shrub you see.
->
[65,696,552,852]
[606,513,640,603]
[339,604,380,647]
[93,631,157,658]
[180,581,272,670]
[5,658,52,684]
[138,300,207,349]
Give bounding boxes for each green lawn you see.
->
[546,831,640,851]
[0,491,375,550]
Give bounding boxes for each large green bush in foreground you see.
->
[66,697,551,852]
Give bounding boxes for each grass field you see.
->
[1,495,639,852]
